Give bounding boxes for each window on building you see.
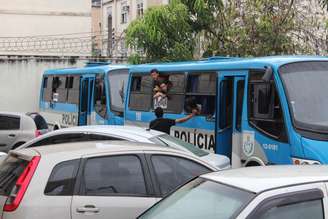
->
[121,2,129,24]
[94,74,107,118]
[185,72,216,117]
[137,0,144,17]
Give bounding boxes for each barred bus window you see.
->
[162,73,185,114]
[94,74,107,118]
[129,74,152,111]
[67,76,80,104]
[42,76,52,102]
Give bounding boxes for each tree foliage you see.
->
[126,0,328,62]
[204,0,302,57]
[126,0,194,63]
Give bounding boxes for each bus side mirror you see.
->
[251,83,274,120]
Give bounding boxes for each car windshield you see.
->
[150,134,209,157]
[139,177,254,219]
[279,61,328,133]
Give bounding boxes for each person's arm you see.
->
[175,113,195,124]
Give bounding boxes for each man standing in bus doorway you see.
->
[149,107,198,134]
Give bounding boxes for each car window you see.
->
[82,155,147,196]
[151,155,211,195]
[0,115,20,130]
[152,134,209,157]
[44,159,80,196]
[27,133,123,148]
[0,156,29,196]
[258,199,324,219]
[28,114,48,130]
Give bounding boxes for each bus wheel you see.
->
[245,161,261,167]
[53,125,59,131]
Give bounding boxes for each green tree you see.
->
[126,0,194,63]
[204,0,307,57]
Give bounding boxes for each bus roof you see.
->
[44,64,129,75]
[130,56,328,73]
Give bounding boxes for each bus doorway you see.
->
[79,75,94,125]
[216,73,246,166]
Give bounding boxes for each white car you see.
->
[139,165,328,219]
[0,112,48,152]
[17,125,230,169]
[0,141,217,219]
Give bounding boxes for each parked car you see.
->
[17,125,230,169]
[0,141,217,219]
[139,165,328,219]
[0,112,48,152]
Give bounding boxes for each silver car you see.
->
[17,125,230,169]
[0,141,217,219]
[0,112,48,152]
[139,165,328,219]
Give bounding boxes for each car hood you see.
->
[201,153,231,170]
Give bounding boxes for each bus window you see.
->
[56,76,67,102]
[94,74,107,118]
[219,79,233,129]
[42,76,52,102]
[108,69,129,116]
[185,73,216,116]
[236,80,245,131]
[248,71,288,142]
[129,74,152,111]
[67,76,80,104]
[164,73,185,113]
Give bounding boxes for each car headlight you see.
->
[292,157,321,165]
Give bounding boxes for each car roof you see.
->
[0,112,26,117]
[15,140,206,162]
[43,125,164,139]
[201,165,328,193]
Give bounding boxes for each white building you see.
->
[0,0,92,56]
[101,0,169,58]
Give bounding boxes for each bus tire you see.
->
[53,125,59,131]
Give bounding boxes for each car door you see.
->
[71,153,157,219]
[237,182,328,219]
[145,152,213,197]
[0,115,20,149]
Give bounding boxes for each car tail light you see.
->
[35,130,41,137]
[3,156,40,212]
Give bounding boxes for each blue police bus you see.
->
[39,63,129,129]
[124,56,328,167]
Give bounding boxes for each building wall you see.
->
[0,0,92,56]
[92,5,102,55]
[101,0,168,58]
[0,58,85,112]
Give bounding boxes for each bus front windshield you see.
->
[279,61,328,134]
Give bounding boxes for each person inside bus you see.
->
[150,69,171,98]
[149,107,198,134]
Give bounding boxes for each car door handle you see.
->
[76,205,100,213]
[8,134,15,138]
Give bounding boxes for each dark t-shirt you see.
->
[149,118,176,134]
